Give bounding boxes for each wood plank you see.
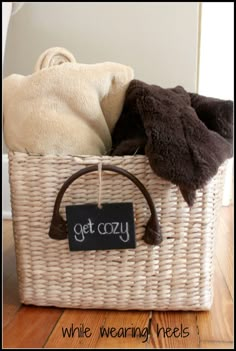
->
[3,306,63,348]
[215,206,233,298]
[3,219,22,327]
[150,312,199,348]
[45,309,152,348]
[95,310,151,348]
[3,272,21,328]
[3,220,15,281]
[196,259,233,342]
[3,220,13,242]
[45,309,108,348]
[200,341,234,349]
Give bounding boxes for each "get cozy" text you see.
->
[73,218,130,243]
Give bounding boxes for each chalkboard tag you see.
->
[66,203,136,251]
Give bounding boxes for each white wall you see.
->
[198,2,234,206]
[2,2,12,63]
[3,2,199,88]
[199,3,233,100]
[2,154,12,218]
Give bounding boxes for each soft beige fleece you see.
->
[3,61,134,156]
[34,47,77,72]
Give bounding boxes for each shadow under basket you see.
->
[8,151,227,311]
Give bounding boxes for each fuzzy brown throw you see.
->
[111,79,233,207]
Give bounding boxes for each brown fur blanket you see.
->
[111,79,233,206]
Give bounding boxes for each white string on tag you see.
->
[97,162,103,209]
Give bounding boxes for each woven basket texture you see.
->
[8,151,226,310]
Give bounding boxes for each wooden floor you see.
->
[3,206,234,349]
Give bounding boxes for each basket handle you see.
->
[49,164,162,245]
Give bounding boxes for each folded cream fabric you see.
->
[3,48,134,156]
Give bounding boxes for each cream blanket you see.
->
[3,47,134,156]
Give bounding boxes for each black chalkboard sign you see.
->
[66,203,136,251]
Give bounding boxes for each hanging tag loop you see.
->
[97,162,103,209]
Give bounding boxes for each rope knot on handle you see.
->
[49,164,162,246]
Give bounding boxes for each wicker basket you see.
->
[8,151,226,311]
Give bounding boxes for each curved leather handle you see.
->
[49,164,162,245]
